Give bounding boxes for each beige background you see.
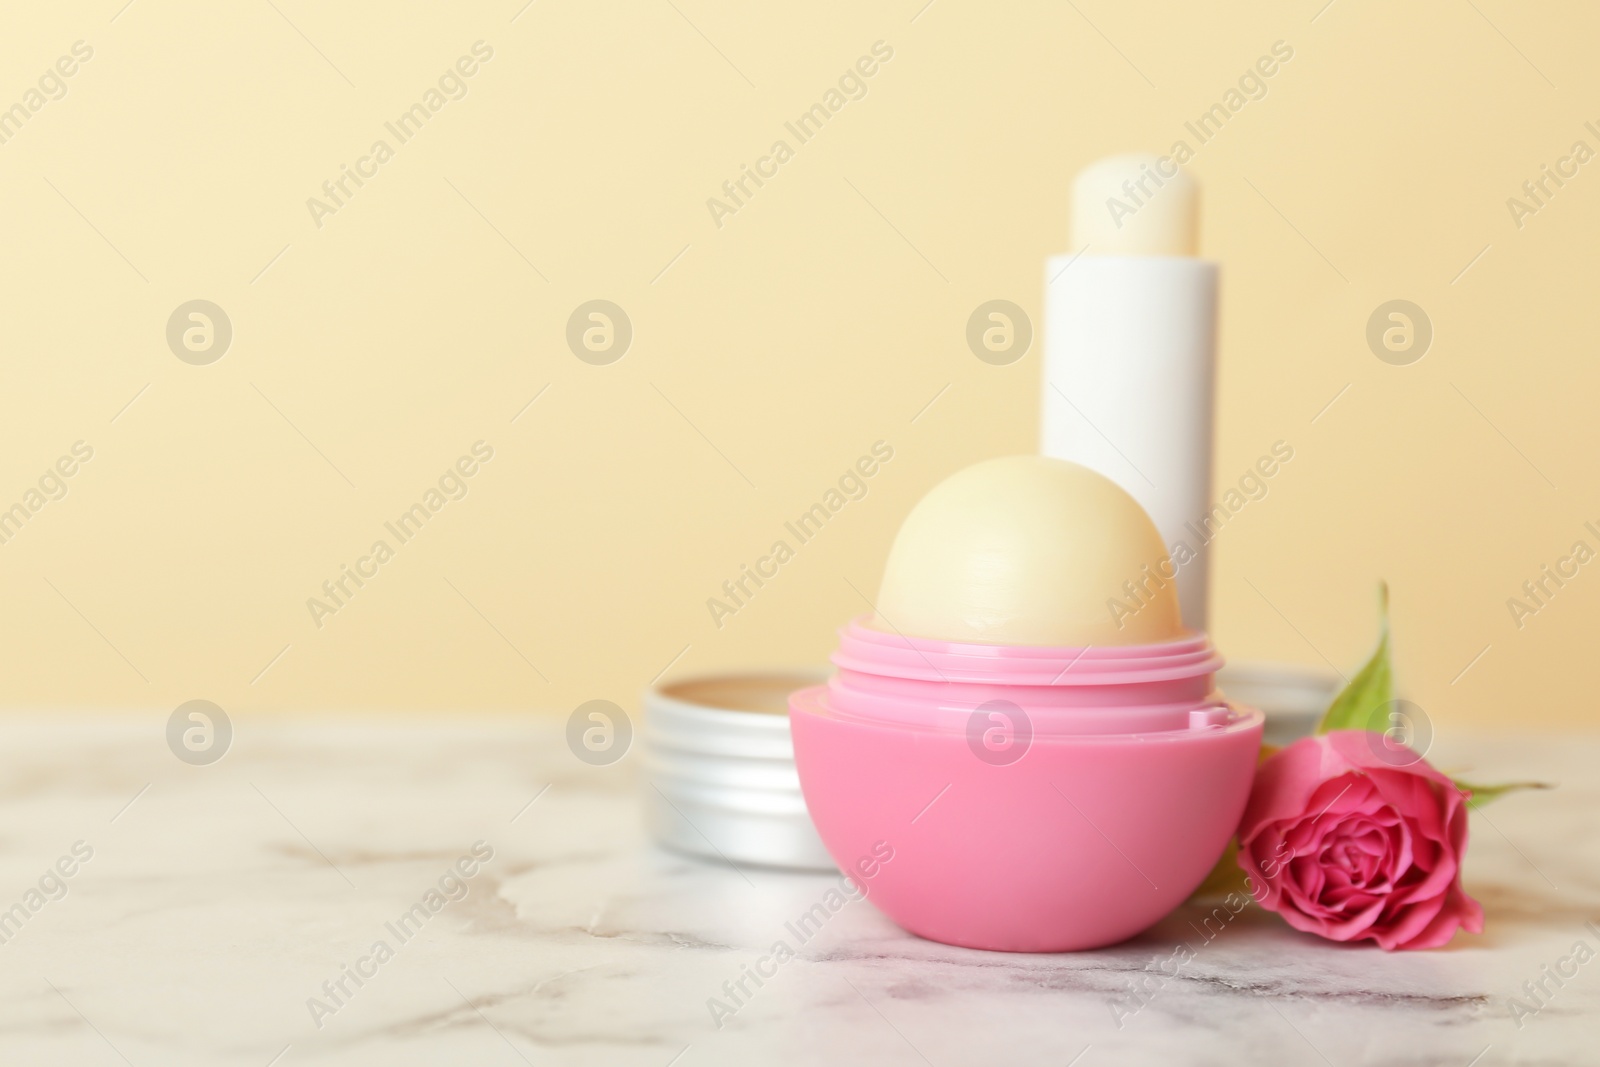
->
[0,1,1593,730]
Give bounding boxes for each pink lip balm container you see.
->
[790,622,1261,952]
[788,456,1263,953]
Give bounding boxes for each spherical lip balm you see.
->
[791,454,1262,953]
[873,455,1182,647]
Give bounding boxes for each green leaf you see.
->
[1452,779,1553,806]
[1316,583,1393,735]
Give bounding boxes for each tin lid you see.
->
[1217,660,1339,747]
[642,670,835,871]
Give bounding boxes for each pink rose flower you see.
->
[1235,730,1484,950]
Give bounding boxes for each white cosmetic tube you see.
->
[1041,155,1218,632]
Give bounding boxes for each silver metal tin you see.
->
[1217,660,1339,747]
[643,671,835,871]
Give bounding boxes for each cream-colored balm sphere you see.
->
[873,456,1183,646]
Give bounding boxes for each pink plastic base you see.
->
[788,620,1264,953]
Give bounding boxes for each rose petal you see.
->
[1239,738,1360,843]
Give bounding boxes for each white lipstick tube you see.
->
[1041,155,1218,632]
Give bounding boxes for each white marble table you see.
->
[0,714,1593,1065]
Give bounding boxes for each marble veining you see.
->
[0,714,1593,1065]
